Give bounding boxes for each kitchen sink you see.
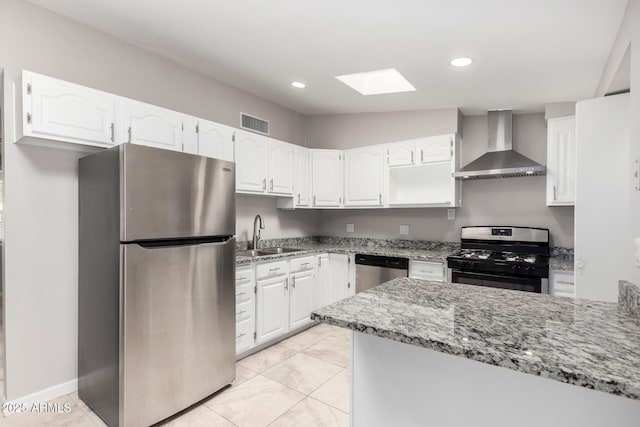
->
[236,249,272,257]
[260,247,304,254]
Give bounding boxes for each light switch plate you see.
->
[447,209,455,220]
[346,224,354,233]
[399,225,409,235]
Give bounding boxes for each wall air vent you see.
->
[241,113,269,135]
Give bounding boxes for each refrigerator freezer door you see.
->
[121,144,235,241]
[121,237,235,427]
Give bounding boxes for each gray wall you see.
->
[0,0,311,401]
[304,108,460,149]
[315,113,575,248]
[595,0,640,285]
[236,196,318,243]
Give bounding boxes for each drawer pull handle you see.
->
[236,333,246,339]
[269,268,280,272]
[556,281,574,285]
[236,292,246,297]
[237,310,246,315]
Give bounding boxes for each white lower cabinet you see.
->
[315,253,331,309]
[551,270,575,298]
[255,260,290,345]
[409,260,445,282]
[329,253,350,303]
[236,266,256,355]
[289,259,315,330]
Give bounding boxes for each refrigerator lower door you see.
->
[121,237,235,427]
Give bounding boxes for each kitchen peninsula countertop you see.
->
[311,277,640,400]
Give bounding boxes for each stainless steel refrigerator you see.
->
[78,144,236,427]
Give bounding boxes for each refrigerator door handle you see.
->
[132,236,234,249]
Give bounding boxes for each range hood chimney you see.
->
[454,110,545,179]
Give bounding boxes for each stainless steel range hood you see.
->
[454,110,545,179]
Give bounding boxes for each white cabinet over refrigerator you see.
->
[196,119,234,162]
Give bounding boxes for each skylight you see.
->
[335,68,416,95]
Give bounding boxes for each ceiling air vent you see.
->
[241,113,269,135]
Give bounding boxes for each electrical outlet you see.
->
[346,224,354,233]
[447,209,455,220]
[399,225,409,235]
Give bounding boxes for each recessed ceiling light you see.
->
[335,68,416,96]
[291,81,306,89]
[450,57,473,67]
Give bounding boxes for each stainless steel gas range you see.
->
[446,226,550,293]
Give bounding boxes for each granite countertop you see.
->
[550,256,574,271]
[311,277,640,400]
[236,243,453,265]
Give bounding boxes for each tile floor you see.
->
[0,323,350,427]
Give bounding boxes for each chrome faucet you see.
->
[251,214,265,250]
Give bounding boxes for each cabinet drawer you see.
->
[409,260,444,281]
[236,298,253,323]
[236,280,253,305]
[290,256,315,274]
[256,260,289,280]
[236,266,254,286]
[236,316,254,354]
[552,271,575,297]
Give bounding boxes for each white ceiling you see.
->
[26,0,628,115]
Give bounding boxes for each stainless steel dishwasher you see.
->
[355,254,409,293]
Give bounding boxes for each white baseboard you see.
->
[2,378,78,415]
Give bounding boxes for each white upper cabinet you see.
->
[196,119,234,161]
[387,141,416,166]
[235,130,294,196]
[294,147,311,207]
[416,135,452,163]
[546,116,576,206]
[268,140,294,196]
[235,129,269,193]
[344,146,384,207]
[121,99,191,152]
[312,150,343,207]
[387,134,460,207]
[17,71,117,150]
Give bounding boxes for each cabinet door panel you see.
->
[329,253,349,303]
[294,148,311,206]
[290,271,314,330]
[235,130,268,193]
[416,135,452,163]
[198,119,234,161]
[312,150,343,207]
[388,141,416,166]
[344,146,384,206]
[268,140,294,195]
[256,276,289,344]
[29,72,116,147]
[122,100,184,152]
[546,117,576,206]
[314,254,331,309]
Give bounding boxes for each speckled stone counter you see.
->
[312,277,640,400]
[550,256,574,271]
[620,281,640,321]
[236,242,454,266]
